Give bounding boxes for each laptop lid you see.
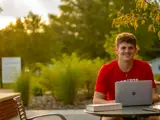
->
[115,80,152,106]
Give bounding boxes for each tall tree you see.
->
[22,12,63,64]
[48,0,119,59]
[112,0,160,60]
[0,12,64,66]
[113,0,160,36]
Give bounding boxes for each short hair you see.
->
[115,32,137,47]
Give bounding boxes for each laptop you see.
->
[115,80,152,106]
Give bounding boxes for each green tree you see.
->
[48,0,120,59]
[112,0,160,60]
[0,12,64,66]
[22,12,63,64]
[112,0,160,38]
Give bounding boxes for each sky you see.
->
[0,0,61,29]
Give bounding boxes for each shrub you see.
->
[154,74,160,81]
[32,84,43,96]
[79,58,104,98]
[55,65,81,105]
[52,53,83,104]
[14,72,31,106]
[30,75,44,96]
[36,53,104,104]
[35,62,61,99]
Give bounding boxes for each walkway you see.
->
[26,109,99,120]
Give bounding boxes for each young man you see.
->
[93,32,160,120]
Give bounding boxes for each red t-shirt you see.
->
[95,59,156,100]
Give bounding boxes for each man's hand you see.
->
[152,94,160,103]
[152,88,160,104]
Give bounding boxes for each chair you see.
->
[13,96,67,120]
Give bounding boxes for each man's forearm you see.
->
[93,98,115,104]
[152,88,160,103]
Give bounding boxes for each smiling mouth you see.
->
[124,54,131,57]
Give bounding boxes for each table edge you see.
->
[84,109,160,117]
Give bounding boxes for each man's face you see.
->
[116,42,137,61]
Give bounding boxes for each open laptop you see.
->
[115,80,152,106]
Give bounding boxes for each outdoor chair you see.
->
[13,96,67,120]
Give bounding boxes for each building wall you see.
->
[150,59,160,75]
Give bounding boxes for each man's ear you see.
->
[135,48,139,54]
[115,47,118,54]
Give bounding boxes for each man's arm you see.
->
[145,63,160,103]
[93,91,115,104]
[152,88,160,103]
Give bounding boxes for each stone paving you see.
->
[26,109,99,120]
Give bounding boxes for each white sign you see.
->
[2,57,21,83]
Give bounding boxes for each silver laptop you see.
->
[115,80,152,106]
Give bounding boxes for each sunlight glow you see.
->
[0,0,60,30]
[0,16,16,29]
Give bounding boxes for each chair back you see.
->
[13,96,27,120]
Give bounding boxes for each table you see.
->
[0,92,20,120]
[84,106,160,120]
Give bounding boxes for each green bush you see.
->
[14,72,31,106]
[52,53,83,104]
[55,66,81,105]
[35,62,61,99]
[3,83,14,89]
[154,74,160,81]
[32,84,43,96]
[79,58,104,98]
[36,53,104,104]
[30,75,44,96]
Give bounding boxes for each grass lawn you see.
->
[1,83,14,89]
